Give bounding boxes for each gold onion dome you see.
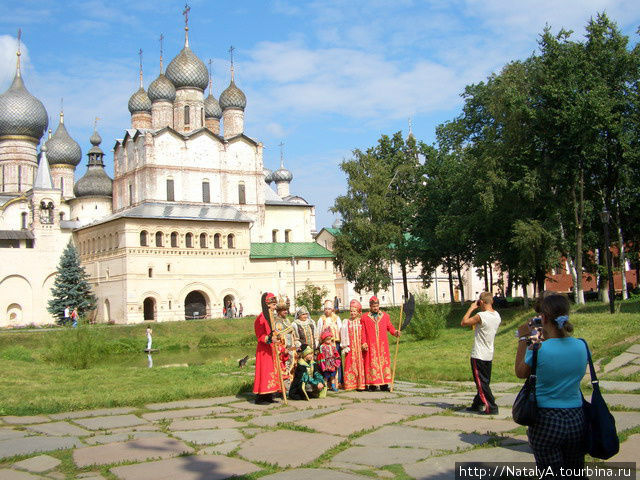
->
[0,73,48,140]
[148,74,176,102]
[219,80,246,111]
[45,113,82,166]
[165,46,209,90]
[128,87,152,113]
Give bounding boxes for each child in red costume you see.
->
[317,328,341,392]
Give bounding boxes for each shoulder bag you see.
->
[579,338,619,459]
[512,344,539,426]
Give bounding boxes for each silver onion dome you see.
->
[74,130,113,197]
[219,80,246,110]
[45,114,82,166]
[148,73,176,102]
[263,167,273,184]
[204,93,222,119]
[272,165,293,183]
[128,87,152,113]
[165,46,209,90]
[0,73,48,140]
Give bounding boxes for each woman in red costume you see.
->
[361,295,400,391]
[253,292,281,404]
[340,299,367,391]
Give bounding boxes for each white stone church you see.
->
[0,24,336,326]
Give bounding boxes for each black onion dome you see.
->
[219,80,246,110]
[165,46,208,90]
[204,93,222,119]
[128,87,152,113]
[0,73,48,139]
[264,167,273,184]
[74,167,113,197]
[148,74,176,102]
[272,166,293,183]
[45,117,82,166]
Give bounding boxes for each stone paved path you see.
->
[1,378,639,479]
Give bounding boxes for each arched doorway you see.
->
[184,291,208,319]
[103,299,111,323]
[223,294,236,318]
[143,297,156,321]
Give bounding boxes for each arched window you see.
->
[184,105,190,125]
[185,233,193,248]
[148,268,153,278]
[155,231,163,247]
[238,183,246,204]
[199,233,207,248]
[227,234,235,249]
[272,229,278,243]
[170,232,178,247]
[21,212,27,229]
[214,233,221,249]
[200,108,204,125]
[140,230,148,246]
[59,212,65,221]
[39,201,55,224]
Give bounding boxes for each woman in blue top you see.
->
[515,294,588,476]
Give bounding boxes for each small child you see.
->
[317,328,341,392]
[289,345,326,400]
[146,327,152,351]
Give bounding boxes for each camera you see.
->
[529,317,542,327]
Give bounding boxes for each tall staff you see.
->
[390,294,415,392]
[263,293,288,405]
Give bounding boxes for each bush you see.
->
[1,346,35,362]
[406,295,448,340]
[198,334,222,348]
[295,283,329,312]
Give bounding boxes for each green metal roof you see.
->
[324,228,340,236]
[250,242,334,259]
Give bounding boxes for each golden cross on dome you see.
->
[278,142,285,167]
[138,48,143,88]
[208,58,213,92]
[94,117,100,130]
[183,4,191,46]
[159,33,164,72]
[229,45,235,81]
[16,28,22,74]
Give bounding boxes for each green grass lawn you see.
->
[0,300,638,415]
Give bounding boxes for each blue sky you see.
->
[1,0,639,229]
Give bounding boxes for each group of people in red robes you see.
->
[253,293,400,403]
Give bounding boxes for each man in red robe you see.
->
[361,296,400,391]
[253,292,281,404]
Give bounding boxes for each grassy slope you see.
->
[0,301,638,415]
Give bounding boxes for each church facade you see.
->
[0,25,335,327]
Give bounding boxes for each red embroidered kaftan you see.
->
[252,312,281,394]
[341,317,366,391]
[361,311,397,386]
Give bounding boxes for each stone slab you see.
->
[485,382,522,392]
[495,393,517,407]
[393,386,452,394]
[599,381,640,392]
[382,395,461,409]
[227,400,290,411]
[107,424,161,434]
[287,396,354,409]
[26,421,92,437]
[141,406,231,421]
[355,425,490,451]
[199,441,241,455]
[607,433,640,464]
[237,430,342,467]
[259,469,372,480]
[345,401,441,417]
[299,405,406,436]
[12,454,61,473]
[0,429,27,441]
[599,393,640,409]
[403,444,533,480]
[612,411,640,431]
[84,432,166,446]
[251,406,341,427]
[604,353,639,373]
[333,446,432,467]
[49,407,136,420]
[172,428,244,445]
[168,418,246,430]
[145,397,239,410]
[625,344,640,355]
[1,416,49,425]
[339,391,400,400]
[616,365,640,376]
[0,436,81,459]
[0,470,44,479]
[73,436,194,467]
[73,414,148,431]
[450,409,512,420]
[407,415,519,433]
[110,454,260,480]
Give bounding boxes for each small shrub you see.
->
[406,295,448,340]
[198,334,222,348]
[1,346,35,362]
[43,326,104,369]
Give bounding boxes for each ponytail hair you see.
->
[540,294,573,336]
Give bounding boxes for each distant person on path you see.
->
[361,296,399,391]
[63,305,71,325]
[146,326,153,351]
[253,292,281,404]
[461,291,501,414]
[341,300,366,391]
[71,307,79,328]
[515,294,588,476]
[334,295,340,313]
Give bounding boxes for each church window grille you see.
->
[238,183,246,204]
[170,232,178,247]
[21,212,27,229]
[202,181,210,203]
[285,229,291,242]
[166,179,175,201]
[272,230,278,242]
[227,234,235,249]
[185,233,193,248]
[214,233,221,249]
[140,230,148,246]
[155,231,163,247]
[184,105,190,125]
[199,233,207,248]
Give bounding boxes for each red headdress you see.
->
[349,299,362,312]
[369,295,379,305]
[320,328,333,342]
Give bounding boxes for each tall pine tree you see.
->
[48,242,97,324]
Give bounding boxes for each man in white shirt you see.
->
[461,291,501,415]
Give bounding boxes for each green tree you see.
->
[295,283,329,312]
[48,242,97,324]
